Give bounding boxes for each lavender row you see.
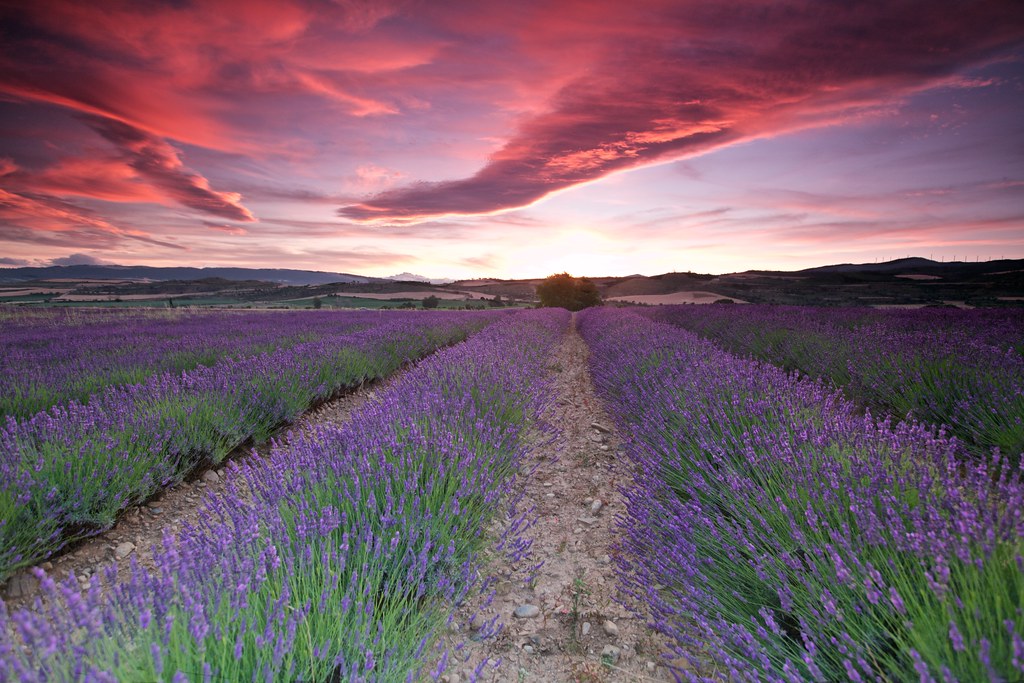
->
[641,305,1024,462]
[0,308,393,418]
[0,311,503,583]
[579,307,1024,682]
[0,308,567,682]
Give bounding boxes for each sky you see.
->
[1,0,1022,280]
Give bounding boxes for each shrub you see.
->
[536,272,601,311]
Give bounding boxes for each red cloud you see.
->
[339,0,1024,223]
[82,117,256,222]
[0,121,255,227]
[0,0,427,152]
[0,189,183,249]
[20,156,163,204]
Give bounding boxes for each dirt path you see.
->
[0,377,397,610]
[437,316,674,683]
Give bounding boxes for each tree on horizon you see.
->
[536,272,601,311]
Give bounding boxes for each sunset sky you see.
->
[1,1,1022,279]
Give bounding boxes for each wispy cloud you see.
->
[201,221,248,236]
[83,116,256,222]
[0,188,183,249]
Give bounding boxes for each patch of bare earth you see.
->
[435,316,676,683]
[607,292,747,305]
[0,375,401,611]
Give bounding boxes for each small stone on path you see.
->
[514,604,540,618]
[6,571,36,599]
[115,541,136,559]
[602,619,619,637]
[201,470,220,483]
[590,499,603,514]
[601,644,621,665]
[581,621,591,636]
[591,422,611,433]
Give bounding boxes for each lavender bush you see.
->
[580,307,1024,682]
[0,311,503,583]
[0,308,567,681]
[642,305,1024,462]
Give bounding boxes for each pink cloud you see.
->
[339,1,1024,223]
[0,120,255,232]
[202,221,248,236]
[0,0,432,155]
[15,156,164,204]
[0,189,182,249]
[83,117,256,222]
[345,164,408,191]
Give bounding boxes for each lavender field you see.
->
[641,305,1024,461]
[2,308,566,681]
[581,307,1024,681]
[0,308,506,583]
[1,304,1022,681]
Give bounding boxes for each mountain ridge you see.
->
[3,257,1020,285]
[0,264,378,286]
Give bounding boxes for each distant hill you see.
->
[602,271,716,298]
[477,258,1022,307]
[386,272,455,285]
[1,257,1021,308]
[0,264,376,285]
[709,258,1024,306]
[802,257,940,274]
